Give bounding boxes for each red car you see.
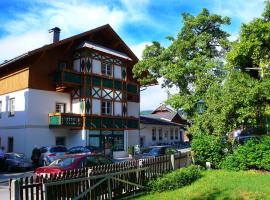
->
[35,153,113,176]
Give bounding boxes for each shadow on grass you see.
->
[190,187,225,200]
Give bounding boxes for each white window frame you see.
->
[101,63,112,76]
[101,101,112,115]
[55,103,66,113]
[8,98,15,117]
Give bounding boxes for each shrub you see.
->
[128,146,134,155]
[221,135,270,171]
[191,135,226,168]
[148,165,201,192]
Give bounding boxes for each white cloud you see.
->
[130,42,150,59]
[213,0,265,23]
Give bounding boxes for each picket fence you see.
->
[10,151,191,200]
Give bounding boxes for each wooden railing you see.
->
[48,113,83,128]
[10,152,192,200]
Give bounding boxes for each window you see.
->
[101,101,112,115]
[8,137,13,152]
[175,128,179,140]
[158,128,163,140]
[0,101,2,118]
[56,103,66,113]
[164,130,168,140]
[170,128,174,140]
[8,98,15,117]
[55,136,66,146]
[152,128,156,141]
[101,63,112,76]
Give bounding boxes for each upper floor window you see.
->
[170,128,174,140]
[175,128,179,140]
[101,63,112,76]
[0,101,2,118]
[152,128,156,141]
[8,98,15,117]
[158,128,163,140]
[56,103,66,113]
[101,101,112,115]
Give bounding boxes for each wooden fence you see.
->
[10,151,191,200]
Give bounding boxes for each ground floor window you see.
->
[88,130,124,152]
[56,136,66,146]
[8,137,13,152]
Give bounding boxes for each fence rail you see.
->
[10,151,191,200]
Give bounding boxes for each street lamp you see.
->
[197,99,205,114]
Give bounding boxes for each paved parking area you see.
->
[0,171,34,183]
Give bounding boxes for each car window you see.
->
[49,157,79,167]
[165,147,177,155]
[40,147,48,154]
[149,148,161,156]
[50,146,67,153]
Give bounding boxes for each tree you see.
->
[133,8,231,135]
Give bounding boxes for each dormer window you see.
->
[101,63,112,76]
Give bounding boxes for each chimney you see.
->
[48,27,61,43]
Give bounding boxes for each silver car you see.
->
[4,153,33,171]
[39,146,67,166]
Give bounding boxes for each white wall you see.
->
[114,102,122,116]
[73,59,80,72]
[114,65,122,80]
[92,59,101,74]
[127,130,139,147]
[140,124,183,147]
[127,102,139,117]
[27,89,71,125]
[72,99,80,114]
[92,99,100,114]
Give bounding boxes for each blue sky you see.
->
[0,0,266,110]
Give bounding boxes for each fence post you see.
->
[171,154,175,170]
[11,179,20,200]
[108,177,112,200]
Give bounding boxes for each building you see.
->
[0,25,140,158]
[139,104,189,147]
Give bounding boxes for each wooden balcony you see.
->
[53,70,82,91]
[49,113,83,128]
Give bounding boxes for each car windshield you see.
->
[148,148,160,156]
[50,147,67,153]
[6,153,24,159]
[49,157,79,167]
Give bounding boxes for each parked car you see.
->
[234,135,261,145]
[4,153,33,172]
[138,146,178,159]
[39,146,68,166]
[67,146,101,155]
[35,153,113,176]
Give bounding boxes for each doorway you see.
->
[8,137,13,152]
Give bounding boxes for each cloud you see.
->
[213,0,265,23]
[130,42,151,59]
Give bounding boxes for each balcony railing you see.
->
[49,113,83,128]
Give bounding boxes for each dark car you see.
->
[35,153,113,176]
[4,153,33,172]
[67,146,101,154]
[235,135,261,145]
[39,146,68,166]
[139,146,178,159]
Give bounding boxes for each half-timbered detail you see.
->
[0,25,140,158]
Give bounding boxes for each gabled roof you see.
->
[0,24,138,69]
[151,104,174,114]
[140,116,185,128]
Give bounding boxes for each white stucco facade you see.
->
[139,124,184,147]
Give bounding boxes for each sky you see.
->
[0,0,267,110]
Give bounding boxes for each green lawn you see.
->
[136,170,270,200]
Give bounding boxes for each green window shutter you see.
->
[103,78,113,89]
[127,84,138,93]
[114,80,122,90]
[92,76,101,87]
[127,119,139,129]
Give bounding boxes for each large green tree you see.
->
[134,3,270,135]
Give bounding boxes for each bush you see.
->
[221,135,270,171]
[148,165,201,192]
[128,146,134,155]
[191,135,226,168]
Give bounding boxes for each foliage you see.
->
[134,2,270,136]
[147,165,201,192]
[221,135,270,171]
[136,170,270,200]
[191,135,226,168]
[128,146,134,155]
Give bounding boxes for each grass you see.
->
[135,170,270,200]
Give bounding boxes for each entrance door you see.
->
[8,137,13,152]
[102,136,113,157]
